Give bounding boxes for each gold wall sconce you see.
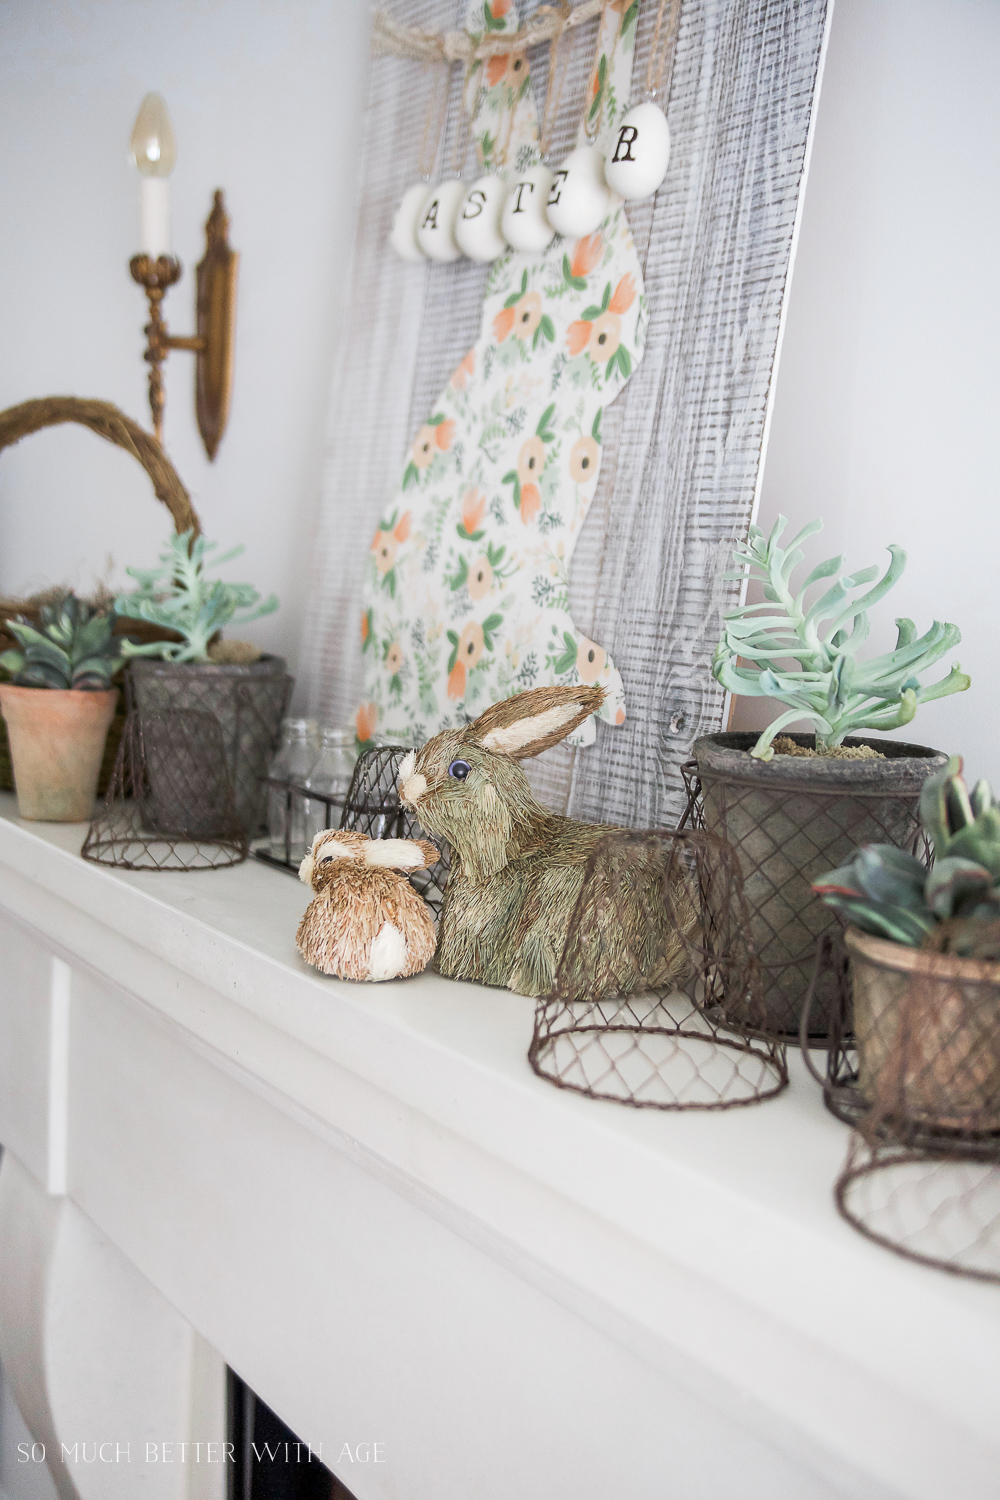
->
[129,94,238,461]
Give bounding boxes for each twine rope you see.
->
[449,63,474,177]
[417,58,452,178]
[0,397,198,536]
[645,0,683,99]
[539,0,573,158]
[372,0,606,64]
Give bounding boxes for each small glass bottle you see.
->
[267,718,319,862]
[303,728,357,847]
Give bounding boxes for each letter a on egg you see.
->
[360,0,645,746]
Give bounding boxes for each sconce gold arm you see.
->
[129,190,238,461]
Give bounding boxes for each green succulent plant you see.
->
[0,595,127,690]
[812,758,1000,958]
[115,530,278,665]
[714,517,970,760]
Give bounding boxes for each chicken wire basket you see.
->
[830,933,1000,1282]
[529,827,788,1111]
[128,657,290,835]
[83,669,289,869]
[837,1139,1000,1284]
[82,701,247,870]
[256,746,450,917]
[679,757,935,1042]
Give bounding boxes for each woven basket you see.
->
[0,397,201,794]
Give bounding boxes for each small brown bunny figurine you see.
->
[296,829,439,982]
[398,685,695,998]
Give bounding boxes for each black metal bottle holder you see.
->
[253,745,450,915]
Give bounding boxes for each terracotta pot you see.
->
[693,731,948,1038]
[0,683,118,822]
[846,927,1000,1131]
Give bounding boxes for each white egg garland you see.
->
[391,106,672,266]
[387,0,678,265]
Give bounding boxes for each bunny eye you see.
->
[320,854,334,863]
[448,759,471,781]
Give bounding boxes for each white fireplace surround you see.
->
[0,795,997,1500]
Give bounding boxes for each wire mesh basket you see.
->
[679,755,934,1042]
[82,702,247,871]
[828,928,1000,1282]
[83,668,290,870]
[836,1139,1000,1284]
[254,745,450,916]
[128,657,290,835]
[529,827,788,1111]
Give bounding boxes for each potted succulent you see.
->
[812,759,1000,1129]
[0,596,126,821]
[697,517,970,1035]
[116,529,285,833]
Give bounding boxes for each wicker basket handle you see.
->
[0,397,200,537]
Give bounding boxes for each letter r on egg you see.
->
[612,125,638,162]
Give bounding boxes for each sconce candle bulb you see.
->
[130,93,177,258]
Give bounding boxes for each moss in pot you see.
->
[813,758,1000,1130]
[0,595,125,821]
[697,517,970,1037]
[117,530,286,835]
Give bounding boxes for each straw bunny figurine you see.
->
[398,685,695,998]
[296,829,439,982]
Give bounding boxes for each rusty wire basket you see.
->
[127,658,290,836]
[254,745,450,916]
[83,669,289,870]
[529,827,788,1111]
[679,748,938,1041]
[828,929,1000,1282]
[82,705,246,870]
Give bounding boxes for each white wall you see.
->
[733,0,1000,785]
[0,0,371,677]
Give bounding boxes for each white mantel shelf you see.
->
[0,793,998,1500]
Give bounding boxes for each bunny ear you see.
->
[468,685,605,760]
[363,838,438,871]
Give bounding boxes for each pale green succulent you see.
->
[1,595,127,690]
[714,517,970,760]
[116,530,278,665]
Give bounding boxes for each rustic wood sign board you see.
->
[302,0,832,829]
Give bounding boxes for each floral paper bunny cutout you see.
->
[359,0,644,749]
